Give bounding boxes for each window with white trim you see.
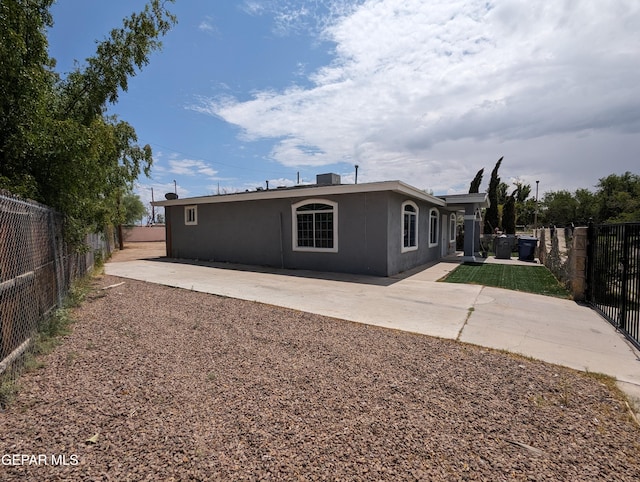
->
[401,201,418,252]
[292,199,338,252]
[185,205,197,225]
[450,213,457,243]
[429,208,439,247]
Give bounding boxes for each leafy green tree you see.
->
[510,181,533,227]
[0,0,176,245]
[595,172,640,223]
[518,199,537,227]
[497,181,509,206]
[542,190,577,226]
[512,181,531,204]
[58,1,175,125]
[574,188,597,225]
[0,0,56,196]
[121,192,148,225]
[484,157,503,233]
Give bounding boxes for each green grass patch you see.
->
[441,264,571,298]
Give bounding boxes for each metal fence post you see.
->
[585,219,594,303]
[48,210,63,308]
[619,224,629,333]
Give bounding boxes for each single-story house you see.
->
[153,174,489,277]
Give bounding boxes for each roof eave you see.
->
[439,192,490,209]
[152,180,448,207]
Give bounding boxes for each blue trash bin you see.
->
[518,236,538,262]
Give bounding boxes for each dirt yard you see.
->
[108,241,166,262]
[1,273,639,480]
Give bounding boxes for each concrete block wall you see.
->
[536,229,547,265]
[538,226,588,301]
[123,225,166,242]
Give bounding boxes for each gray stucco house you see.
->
[153,174,488,277]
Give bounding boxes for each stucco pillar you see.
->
[462,204,479,262]
[569,227,588,301]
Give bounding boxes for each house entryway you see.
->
[441,214,449,257]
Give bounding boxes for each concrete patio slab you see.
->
[459,287,640,385]
[106,258,482,340]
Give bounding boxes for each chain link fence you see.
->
[0,190,113,386]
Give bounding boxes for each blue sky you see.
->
[48,0,640,221]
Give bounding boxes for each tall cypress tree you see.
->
[468,168,484,193]
[503,194,516,234]
[484,157,503,234]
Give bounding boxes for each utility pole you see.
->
[173,180,177,194]
[151,187,155,224]
[355,165,359,184]
[534,180,539,237]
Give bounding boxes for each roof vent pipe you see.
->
[355,165,359,184]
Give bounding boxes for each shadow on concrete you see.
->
[144,255,465,287]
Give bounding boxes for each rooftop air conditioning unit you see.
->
[316,173,341,185]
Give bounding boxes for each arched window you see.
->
[401,201,418,252]
[292,199,338,252]
[429,208,439,247]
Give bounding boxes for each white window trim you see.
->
[185,205,198,225]
[450,213,457,243]
[401,200,419,253]
[429,208,439,247]
[291,199,338,253]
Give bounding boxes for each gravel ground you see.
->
[1,274,639,481]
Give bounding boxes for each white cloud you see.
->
[200,0,640,193]
[241,1,265,16]
[168,159,219,178]
[242,0,365,35]
[198,17,217,34]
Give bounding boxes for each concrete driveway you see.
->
[105,256,640,404]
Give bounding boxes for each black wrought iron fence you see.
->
[586,222,640,349]
[0,191,113,382]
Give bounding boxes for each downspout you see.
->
[279,211,285,269]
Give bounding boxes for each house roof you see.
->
[152,180,450,208]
